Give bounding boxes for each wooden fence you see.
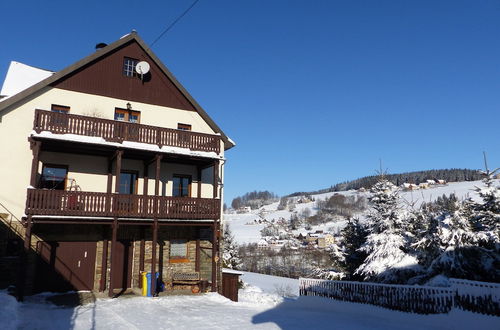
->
[33,109,221,154]
[299,278,499,316]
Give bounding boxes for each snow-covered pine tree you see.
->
[222,224,242,270]
[427,201,499,282]
[355,179,421,283]
[468,163,500,245]
[335,218,368,280]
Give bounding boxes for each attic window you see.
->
[123,57,139,77]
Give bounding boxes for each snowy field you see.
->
[224,180,487,244]
[2,271,498,330]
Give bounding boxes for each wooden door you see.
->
[35,241,97,293]
[112,240,133,289]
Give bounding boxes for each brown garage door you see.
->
[35,241,97,293]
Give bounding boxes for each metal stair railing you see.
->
[0,201,25,238]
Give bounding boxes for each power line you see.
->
[150,0,201,48]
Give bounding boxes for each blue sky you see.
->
[1,1,499,203]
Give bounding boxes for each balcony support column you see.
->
[29,139,41,188]
[18,216,33,301]
[151,218,158,296]
[99,239,108,292]
[213,160,219,199]
[197,166,202,198]
[150,154,162,296]
[143,161,149,196]
[139,227,145,289]
[108,218,118,297]
[211,222,217,292]
[114,150,123,193]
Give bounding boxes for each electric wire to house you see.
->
[150,0,201,48]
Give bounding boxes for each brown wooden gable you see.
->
[51,40,196,111]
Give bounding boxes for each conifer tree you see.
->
[355,178,420,283]
[222,224,242,270]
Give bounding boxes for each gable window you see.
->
[114,108,141,123]
[123,57,139,77]
[177,123,192,131]
[51,104,70,114]
[170,239,188,262]
[40,164,68,190]
[172,175,191,197]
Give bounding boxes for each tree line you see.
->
[287,168,482,197]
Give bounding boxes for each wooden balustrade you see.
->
[26,189,220,220]
[33,109,221,154]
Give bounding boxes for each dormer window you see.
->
[123,57,139,77]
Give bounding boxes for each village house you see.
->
[0,32,234,299]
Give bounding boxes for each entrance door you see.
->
[35,241,97,293]
[112,240,133,290]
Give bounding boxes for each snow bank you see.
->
[240,271,299,297]
[0,291,19,330]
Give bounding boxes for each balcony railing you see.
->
[26,189,220,220]
[33,109,221,154]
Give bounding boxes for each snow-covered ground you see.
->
[225,180,487,244]
[3,271,498,330]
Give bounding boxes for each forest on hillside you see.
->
[287,168,482,197]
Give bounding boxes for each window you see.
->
[172,175,191,197]
[123,57,139,77]
[114,108,141,123]
[170,239,188,262]
[119,171,138,194]
[177,123,191,131]
[40,164,68,190]
[51,104,70,114]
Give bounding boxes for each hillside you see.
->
[224,180,484,245]
[286,168,482,197]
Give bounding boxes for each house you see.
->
[402,183,419,191]
[0,32,234,299]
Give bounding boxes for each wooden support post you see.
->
[29,140,41,187]
[154,155,162,196]
[195,236,200,272]
[139,228,145,289]
[212,161,219,199]
[150,154,161,296]
[99,239,108,292]
[108,218,118,297]
[114,150,123,193]
[151,218,158,296]
[143,161,149,196]
[211,223,217,292]
[18,216,33,301]
[106,157,113,214]
[197,166,202,198]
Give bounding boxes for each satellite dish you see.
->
[135,61,150,75]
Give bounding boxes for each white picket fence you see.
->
[299,278,500,316]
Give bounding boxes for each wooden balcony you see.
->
[33,109,221,154]
[26,189,220,220]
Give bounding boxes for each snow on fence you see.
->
[299,278,499,316]
[449,278,500,316]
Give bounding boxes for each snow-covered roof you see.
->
[222,268,243,275]
[0,61,54,99]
